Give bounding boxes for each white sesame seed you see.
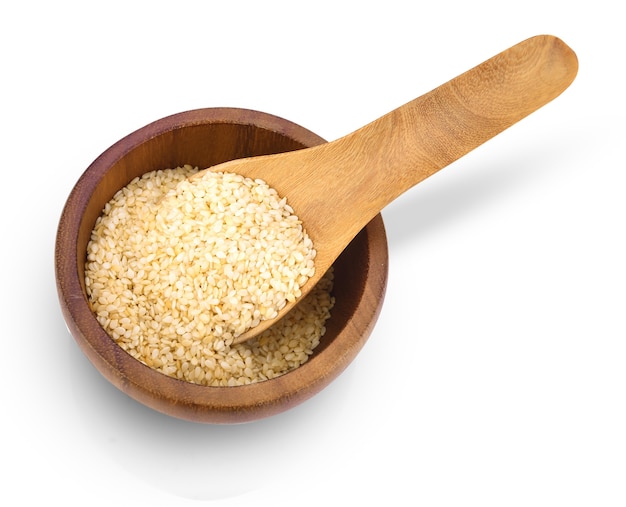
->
[85,166,335,386]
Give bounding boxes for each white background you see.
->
[2,1,624,505]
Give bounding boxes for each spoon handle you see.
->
[306,35,578,244]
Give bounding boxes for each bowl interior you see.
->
[56,108,388,423]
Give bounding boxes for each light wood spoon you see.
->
[193,34,578,344]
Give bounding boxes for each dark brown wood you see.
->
[55,107,389,423]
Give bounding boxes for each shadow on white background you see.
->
[64,323,360,501]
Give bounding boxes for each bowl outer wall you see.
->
[55,107,388,423]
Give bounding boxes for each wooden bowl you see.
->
[55,108,388,424]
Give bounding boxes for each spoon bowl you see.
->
[55,108,388,423]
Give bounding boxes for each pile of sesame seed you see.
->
[84,165,334,386]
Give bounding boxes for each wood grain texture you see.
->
[55,108,389,423]
[225,34,578,343]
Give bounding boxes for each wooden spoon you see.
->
[194,34,578,344]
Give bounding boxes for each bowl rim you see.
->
[55,107,388,423]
